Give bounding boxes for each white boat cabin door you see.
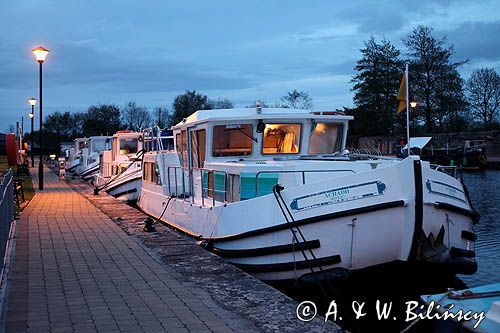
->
[174,125,208,201]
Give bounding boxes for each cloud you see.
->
[442,21,500,62]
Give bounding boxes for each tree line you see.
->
[23,89,313,153]
[348,25,500,136]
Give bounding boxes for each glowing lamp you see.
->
[28,97,37,106]
[410,101,418,108]
[28,112,34,119]
[32,46,50,63]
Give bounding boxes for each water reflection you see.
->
[460,170,500,287]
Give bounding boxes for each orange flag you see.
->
[397,71,406,113]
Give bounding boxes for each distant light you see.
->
[28,97,37,106]
[410,101,418,108]
[49,154,56,159]
[32,46,50,63]
[28,113,34,119]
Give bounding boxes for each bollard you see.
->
[143,217,156,232]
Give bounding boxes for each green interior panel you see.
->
[240,172,279,200]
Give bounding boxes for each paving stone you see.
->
[2,164,341,333]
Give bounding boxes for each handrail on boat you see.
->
[142,126,172,152]
[254,169,356,197]
[166,166,229,208]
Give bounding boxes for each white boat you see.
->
[94,129,173,202]
[76,136,111,181]
[137,107,479,281]
[421,282,500,332]
[66,138,88,173]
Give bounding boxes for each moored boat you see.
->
[66,138,88,173]
[95,131,144,202]
[137,106,479,281]
[76,136,111,181]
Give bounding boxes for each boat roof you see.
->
[172,108,353,129]
[404,137,433,149]
[88,136,111,141]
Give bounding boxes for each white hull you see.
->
[78,162,100,181]
[138,156,476,281]
[96,171,142,202]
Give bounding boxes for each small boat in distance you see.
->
[95,131,144,202]
[94,129,173,202]
[137,106,479,281]
[66,138,88,173]
[76,136,111,181]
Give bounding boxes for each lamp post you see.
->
[28,98,36,167]
[32,46,49,190]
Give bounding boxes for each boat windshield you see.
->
[308,122,343,154]
[262,124,301,154]
[213,124,253,157]
[119,138,138,155]
[92,139,108,152]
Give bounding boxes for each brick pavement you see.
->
[1,167,235,333]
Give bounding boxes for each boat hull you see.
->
[138,157,476,281]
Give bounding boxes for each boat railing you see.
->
[143,126,172,152]
[166,166,229,208]
[254,169,356,197]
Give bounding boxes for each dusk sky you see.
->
[1,0,500,132]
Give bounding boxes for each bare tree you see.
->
[154,107,171,128]
[466,68,500,129]
[209,98,234,109]
[281,90,313,109]
[122,101,152,131]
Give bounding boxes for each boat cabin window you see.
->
[175,131,188,168]
[212,124,253,157]
[143,162,159,184]
[119,138,138,155]
[262,124,301,154]
[161,137,174,150]
[191,129,206,168]
[92,139,109,152]
[309,123,344,154]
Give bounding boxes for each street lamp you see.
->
[32,46,49,190]
[28,97,37,167]
[410,101,418,108]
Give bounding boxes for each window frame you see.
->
[191,129,206,168]
[212,123,254,158]
[308,122,344,155]
[261,123,303,155]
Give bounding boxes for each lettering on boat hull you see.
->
[290,181,387,212]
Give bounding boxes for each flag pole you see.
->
[405,64,410,155]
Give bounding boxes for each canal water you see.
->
[272,170,500,333]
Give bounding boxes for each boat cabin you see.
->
[100,131,143,178]
[163,108,353,204]
[79,136,111,167]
